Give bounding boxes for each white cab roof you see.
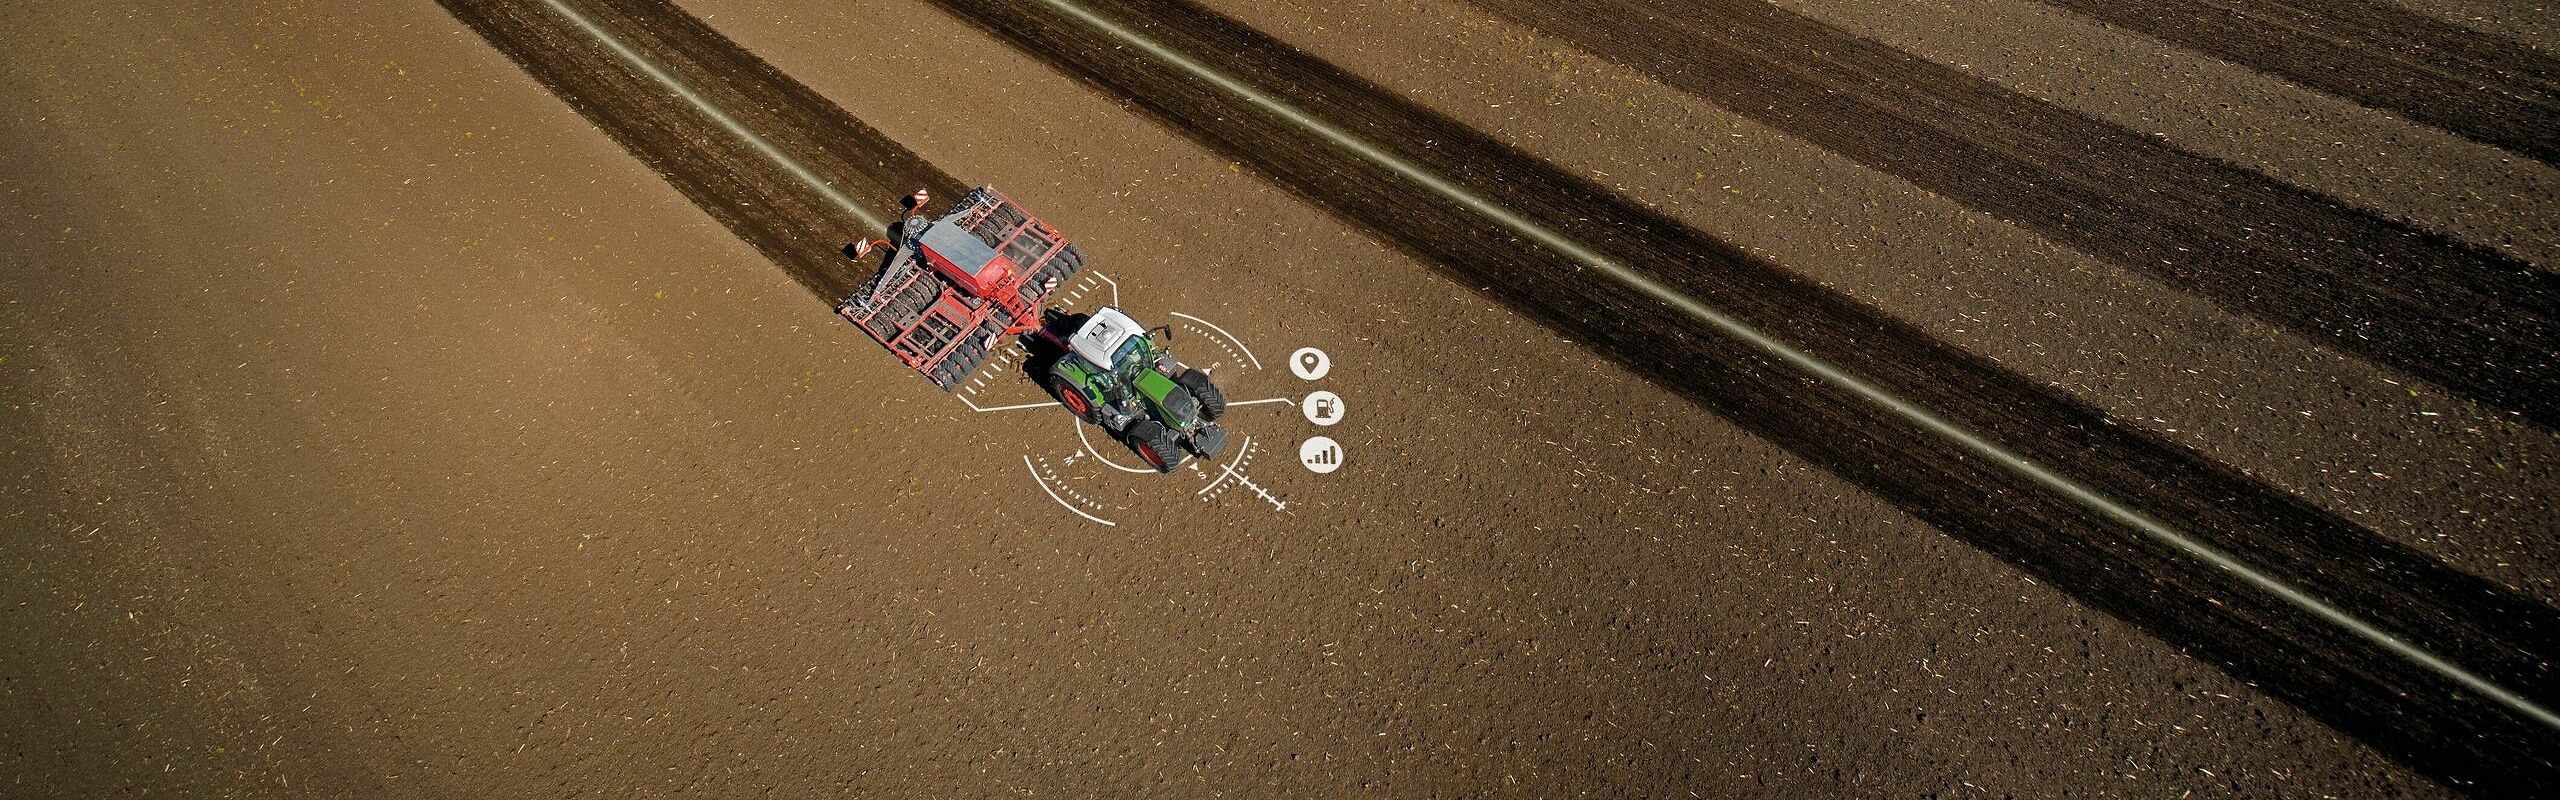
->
[1069,307,1144,369]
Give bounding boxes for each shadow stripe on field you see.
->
[434,0,968,305]
[927,0,2560,791]
[2037,0,2560,166]
[1468,0,2560,433]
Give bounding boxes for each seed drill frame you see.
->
[836,186,1084,390]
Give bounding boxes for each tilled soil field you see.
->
[4,0,2552,796]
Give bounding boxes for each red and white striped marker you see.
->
[908,188,930,210]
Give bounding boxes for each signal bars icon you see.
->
[1300,436,1343,474]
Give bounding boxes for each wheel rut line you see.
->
[927,0,2560,787]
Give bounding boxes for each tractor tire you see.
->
[1046,368,1102,425]
[1126,421,1186,473]
[1177,369,1227,421]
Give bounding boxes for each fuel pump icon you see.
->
[1303,391,1343,426]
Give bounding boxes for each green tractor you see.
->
[1032,306,1229,472]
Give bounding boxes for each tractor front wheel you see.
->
[1126,421,1186,473]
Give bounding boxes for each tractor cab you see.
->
[1067,307,1154,376]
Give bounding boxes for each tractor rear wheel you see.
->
[1177,369,1227,421]
[1126,421,1185,473]
[1047,369,1101,424]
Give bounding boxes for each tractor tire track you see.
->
[1466,0,2560,432]
[434,0,966,304]
[927,0,2560,789]
[2035,0,2560,165]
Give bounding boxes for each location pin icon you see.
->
[1289,347,1331,380]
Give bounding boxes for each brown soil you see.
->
[4,0,2549,797]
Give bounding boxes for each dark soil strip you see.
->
[434,0,967,304]
[2038,0,2560,164]
[1468,0,2560,433]
[932,0,2560,790]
